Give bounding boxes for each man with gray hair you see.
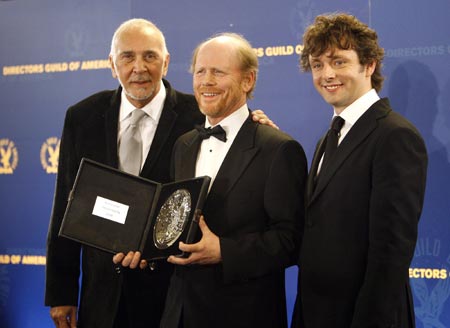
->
[45,19,274,328]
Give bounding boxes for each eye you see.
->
[213,69,225,76]
[311,62,322,70]
[120,53,134,62]
[144,52,157,61]
[195,68,205,75]
[334,59,345,67]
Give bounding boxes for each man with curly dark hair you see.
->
[292,13,428,328]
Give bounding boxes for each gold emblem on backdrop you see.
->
[40,137,60,174]
[0,139,19,174]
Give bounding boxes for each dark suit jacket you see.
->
[292,98,428,328]
[160,116,307,328]
[45,80,204,328]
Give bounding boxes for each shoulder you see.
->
[66,88,119,119]
[163,79,204,124]
[69,88,118,110]
[367,99,427,162]
[164,80,199,112]
[243,120,306,162]
[375,98,424,141]
[170,88,197,107]
[254,121,302,147]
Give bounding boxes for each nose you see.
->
[201,71,215,86]
[322,63,336,80]
[133,57,146,73]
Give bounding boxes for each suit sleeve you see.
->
[351,125,427,326]
[45,108,82,306]
[220,139,307,283]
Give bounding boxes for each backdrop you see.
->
[0,0,449,327]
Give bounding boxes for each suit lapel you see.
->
[140,83,177,177]
[105,88,121,168]
[306,136,326,203]
[309,100,391,205]
[207,119,259,208]
[176,132,203,180]
[174,117,259,214]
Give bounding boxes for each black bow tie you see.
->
[195,124,227,142]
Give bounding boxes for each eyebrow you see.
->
[119,51,134,56]
[143,50,158,55]
[310,53,347,61]
[119,50,158,56]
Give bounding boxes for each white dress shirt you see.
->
[336,88,380,145]
[118,81,166,170]
[318,89,380,173]
[195,104,249,189]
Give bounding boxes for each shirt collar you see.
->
[336,89,380,125]
[119,80,166,122]
[205,104,249,141]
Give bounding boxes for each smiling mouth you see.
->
[202,92,220,97]
[323,84,342,91]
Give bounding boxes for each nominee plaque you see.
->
[59,158,210,260]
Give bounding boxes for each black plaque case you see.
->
[59,158,211,260]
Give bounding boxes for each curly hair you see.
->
[300,13,385,92]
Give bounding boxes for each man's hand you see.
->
[167,216,222,265]
[113,251,147,269]
[50,305,77,328]
[251,109,279,129]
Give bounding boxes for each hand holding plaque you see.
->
[59,158,210,261]
[167,215,222,266]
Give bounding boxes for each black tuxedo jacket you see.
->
[45,80,204,328]
[292,98,428,328]
[160,116,307,328]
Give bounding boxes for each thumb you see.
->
[70,308,77,328]
[198,216,210,234]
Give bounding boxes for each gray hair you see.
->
[110,18,168,57]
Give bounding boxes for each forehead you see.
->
[115,26,164,53]
[309,48,359,61]
[195,39,240,69]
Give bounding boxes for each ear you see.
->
[241,71,256,93]
[365,60,376,77]
[162,53,171,77]
[109,55,117,79]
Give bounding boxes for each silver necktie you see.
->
[119,109,147,175]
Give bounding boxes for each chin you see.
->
[129,91,154,102]
[200,107,220,118]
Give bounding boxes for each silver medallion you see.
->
[153,189,191,249]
